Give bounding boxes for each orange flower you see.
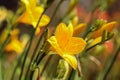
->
[73,23,86,36]
[48,23,86,69]
[91,21,117,38]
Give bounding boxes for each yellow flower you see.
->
[5,29,26,54]
[71,16,87,36]
[73,23,87,36]
[5,39,23,54]
[48,23,86,69]
[17,0,50,34]
[91,21,117,38]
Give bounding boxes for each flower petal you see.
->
[21,0,37,9]
[90,36,102,47]
[38,14,50,27]
[5,39,23,54]
[65,37,86,55]
[17,8,49,28]
[29,0,37,8]
[63,54,77,69]
[73,23,86,36]
[21,0,29,7]
[92,21,117,38]
[101,21,117,32]
[47,36,63,56]
[55,23,73,49]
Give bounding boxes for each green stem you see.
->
[83,30,91,39]
[36,52,46,65]
[68,69,74,80]
[40,55,52,75]
[19,8,47,80]
[102,46,120,80]
[86,43,100,51]
[25,29,48,79]
[0,60,3,80]
[0,34,10,56]
[10,50,25,80]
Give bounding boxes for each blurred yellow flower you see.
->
[91,21,117,38]
[73,23,87,36]
[71,16,87,36]
[48,23,86,69]
[5,39,23,54]
[5,29,27,54]
[72,16,79,26]
[0,7,7,22]
[17,0,50,34]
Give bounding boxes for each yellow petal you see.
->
[73,23,87,36]
[5,39,23,54]
[63,54,77,69]
[101,21,117,32]
[29,0,37,8]
[55,23,73,50]
[21,0,29,7]
[17,8,49,27]
[90,37,102,47]
[21,0,37,9]
[35,28,41,35]
[72,16,78,26]
[65,37,86,55]
[11,29,20,40]
[17,11,32,25]
[38,14,50,27]
[47,36,63,56]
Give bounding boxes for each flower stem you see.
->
[40,55,52,75]
[18,8,47,80]
[24,29,48,79]
[68,69,75,80]
[10,50,25,80]
[102,46,120,80]
[0,34,10,56]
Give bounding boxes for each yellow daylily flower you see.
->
[5,29,26,54]
[91,21,117,38]
[73,23,87,36]
[71,16,87,36]
[17,0,50,34]
[5,39,23,54]
[48,23,86,69]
